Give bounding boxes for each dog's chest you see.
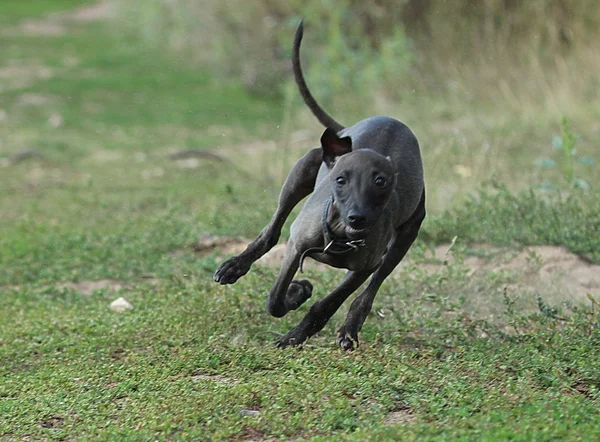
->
[309,240,386,272]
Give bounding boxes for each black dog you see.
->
[215,22,425,350]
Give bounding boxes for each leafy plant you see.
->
[535,117,595,190]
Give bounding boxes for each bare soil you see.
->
[385,407,416,426]
[59,279,128,296]
[197,236,600,306]
[13,1,111,37]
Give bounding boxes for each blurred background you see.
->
[1,0,598,284]
[114,0,599,109]
[109,0,599,209]
[1,4,600,438]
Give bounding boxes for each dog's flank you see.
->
[214,22,425,350]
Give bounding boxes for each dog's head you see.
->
[321,128,396,240]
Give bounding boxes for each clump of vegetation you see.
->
[425,180,600,263]
[425,118,598,262]
[535,117,595,191]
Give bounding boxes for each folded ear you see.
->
[320,127,352,168]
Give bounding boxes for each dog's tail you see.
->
[293,21,344,133]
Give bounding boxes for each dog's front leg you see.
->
[337,192,426,351]
[276,269,373,348]
[214,148,322,285]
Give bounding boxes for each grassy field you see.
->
[1,1,599,440]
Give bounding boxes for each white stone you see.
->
[110,297,133,313]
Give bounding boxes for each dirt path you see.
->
[15,1,111,36]
[195,235,599,308]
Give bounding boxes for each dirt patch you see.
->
[60,279,127,296]
[9,1,112,37]
[39,415,65,429]
[18,93,54,106]
[20,21,65,36]
[69,1,112,22]
[424,244,600,302]
[198,236,600,303]
[193,234,250,259]
[193,236,329,271]
[239,427,268,442]
[91,150,124,163]
[0,64,53,90]
[0,63,52,80]
[385,407,416,426]
[190,374,239,385]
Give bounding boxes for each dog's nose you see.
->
[347,212,367,229]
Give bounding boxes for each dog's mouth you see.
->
[344,225,370,239]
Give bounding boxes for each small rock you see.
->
[239,409,260,417]
[110,297,133,313]
[48,113,63,128]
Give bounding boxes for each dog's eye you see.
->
[336,176,346,186]
[374,176,387,187]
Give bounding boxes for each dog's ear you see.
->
[320,127,352,168]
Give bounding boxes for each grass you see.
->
[0,0,95,23]
[2,274,600,440]
[425,182,600,263]
[1,1,599,440]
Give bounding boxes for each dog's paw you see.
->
[336,326,360,351]
[275,327,308,349]
[213,255,251,285]
[284,279,313,311]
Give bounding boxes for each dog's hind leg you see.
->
[214,148,322,285]
[337,191,426,351]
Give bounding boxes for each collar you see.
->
[299,196,366,272]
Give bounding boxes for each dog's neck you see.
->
[298,196,366,272]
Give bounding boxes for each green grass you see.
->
[1,24,280,160]
[1,274,599,440]
[0,0,94,23]
[426,182,600,263]
[1,1,599,440]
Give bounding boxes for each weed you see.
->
[536,117,595,190]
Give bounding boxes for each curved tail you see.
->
[293,21,344,132]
